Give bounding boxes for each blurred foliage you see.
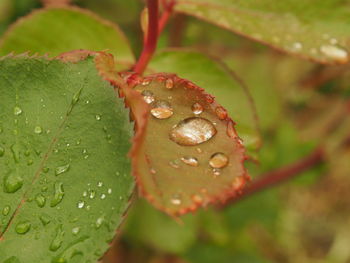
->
[1,0,350,263]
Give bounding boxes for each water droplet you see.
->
[97,181,103,187]
[209,152,229,169]
[170,117,217,146]
[14,106,22,116]
[95,216,104,229]
[3,173,23,193]
[320,45,348,63]
[95,114,101,121]
[169,160,180,169]
[43,167,49,173]
[171,194,182,205]
[292,42,302,51]
[72,88,83,105]
[15,221,31,234]
[50,182,65,207]
[34,126,43,134]
[2,205,10,216]
[165,79,174,89]
[226,120,237,138]
[100,194,106,200]
[107,188,112,194]
[181,156,199,167]
[50,225,65,251]
[213,168,221,176]
[191,102,203,115]
[55,164,70,176]
[0,146,5,157]
[39,214,51,225]
[215,106,227,120]
[142,79,151,86]
[27,159,33,166]
[35,193,46,208]
[89,190,96,199]
[72,227,80,235]
[77,201,85,209]
[150,168,156,174]
[151,100,173,119]
[141,90,155,104]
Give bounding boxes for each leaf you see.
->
[0,6,134,68]
[130,72,249,216]
[149,49,261,153]
[175,0,350,64]
[0,52,137,262]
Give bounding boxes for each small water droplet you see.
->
[50,225,65,251]
[97,181,103,187]
[165,79,174,89]
[95,114,101,121]
[213,168,221,176]
[209,152,229,169]
[95,216,104,229]
[55,164,70,176]
[34,126,43,134]
[77,201,85,209]
[181,156,199,167]
[151,100,173,119]
[169,160,180,169]
[89,190,96,199]
[150,168,156,174]
[215,106,227,120]
[39,214,51,225]
[141,90,155,104]
[2,205,10,216]
[292,42,302,51]
[226,120,237,138]
[107,188,112,194]
[14,106,22,116]
[72,227,80,235]
[191,102,203,115]
[35,193,46,208]
[3,173,23,193]
[100,194,106,200]
[320,45,348,63]
[50,182,64,207]
[142,79,151,86]
[171,194,182,205]
[170,117,217,146]
[0,146,4,157]
[15,221,31,234]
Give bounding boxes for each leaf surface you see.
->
[131,73,249,216]
[0,7,134,68]
[175,0,350,64]
[149,49,261,153]
[0,52,135,262]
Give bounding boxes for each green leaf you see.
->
[149,49,261,153]
[131,72,249,216]
[175,0,350,64]
[0,7,134,68]
[0,53,134,262]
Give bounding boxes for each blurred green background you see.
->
[1,1,350,262]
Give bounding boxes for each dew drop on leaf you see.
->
[209,152,229,169]
[170,194,182,205]
[181,156,199,167]
[165,78,174,89]
[55,164,70,176]
[13,106,22,116]
[141,90,155,104]
[95,114,101,121]
[3,173,24,193]
[2,205,10,216]
[39,214,51,226]
[320,45,348,62]
[150,100,173,119]
[34,126,43,134]
[35,194,46,208]
[72,227,80,235]
[77,201,85,209]
[169,117,217,146]
[50,225,65,252]
[191,102,203,115]
[50,182,64,207]
[15,221,31,234]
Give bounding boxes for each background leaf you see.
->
[175,0,350,64]
[0,7,134,68]
[0,54,134,262]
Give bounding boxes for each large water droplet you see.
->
[50,182,65,207]
[209,152,229,169]
[170,117,217,146]
[320,45,348,63]
[50,225,65,251]
[141,90,155,104]
[191,103,203,115]
[35,193,46,208]
[3,173,23,193]
[150,100,173,119]
[181,156,199,167]
[15,221,31,234]
[14,106,22,116]
[55,164,70,176]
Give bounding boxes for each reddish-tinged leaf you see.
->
[130,73,249,216]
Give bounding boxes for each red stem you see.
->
[159,0,176,34]
[133,0,159,74]
[228,147,325,205]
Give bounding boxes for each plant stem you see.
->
[159,0,176,34]
[228,147,325,205]
[133,0,159,75]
